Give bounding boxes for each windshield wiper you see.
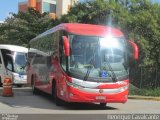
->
[84,52,95,81]
[84,66,92,81]
[84,59,94,81]
[84,47,97,81]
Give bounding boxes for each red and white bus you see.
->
[27,23,138,106]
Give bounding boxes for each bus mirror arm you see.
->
[63,36,70,56]
[128,40,139,60]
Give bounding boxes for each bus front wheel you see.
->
[100,103,107,107]
[0,77,2,87]
[52,83,64,106]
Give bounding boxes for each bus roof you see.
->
[31,23,124,41]
[62,23,124,37]
[0,44,28,53]
[29,48,48,56]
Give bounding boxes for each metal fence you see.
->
[130,66,160,89]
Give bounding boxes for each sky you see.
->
[0,0,160,22]
[0,0,18,22]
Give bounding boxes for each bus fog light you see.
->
[120,87,125,92]
[119,85,128,92]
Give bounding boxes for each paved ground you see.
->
[0,87,160,120]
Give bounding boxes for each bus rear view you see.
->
[28,23,138,106]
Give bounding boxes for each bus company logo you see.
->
[99,89,103,93]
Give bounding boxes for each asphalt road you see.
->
[0,87,160,120]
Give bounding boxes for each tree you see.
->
[59,0,160,88]
[0,8,56,46]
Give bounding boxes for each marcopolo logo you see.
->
[99,89,104,93]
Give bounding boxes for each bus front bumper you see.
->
[13,74,27,84]
[64,84,128,103]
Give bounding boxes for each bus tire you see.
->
[31,76,38,94]
[52,82,64,106]
[100,103,107,107]
[0,77,2,87]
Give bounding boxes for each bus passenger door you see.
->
[43,55,53,94]
[37,55,51,94]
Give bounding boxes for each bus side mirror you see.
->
[128,40,139,60]
[63,36,70,56]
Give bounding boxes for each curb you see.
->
[128,95,160,101]
[0,87,32,92]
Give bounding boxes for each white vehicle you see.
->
[0,45,28,86]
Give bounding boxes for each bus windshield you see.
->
[13,52,27,74]
[67,34,129,82]
[2,50,27,75]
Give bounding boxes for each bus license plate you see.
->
[96,96,106,100]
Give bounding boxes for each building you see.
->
[56,0,78,18]
[18,0,78,18]
[18,0,56,14]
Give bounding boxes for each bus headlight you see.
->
[66,80,83,89]
[119,84,129,92]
